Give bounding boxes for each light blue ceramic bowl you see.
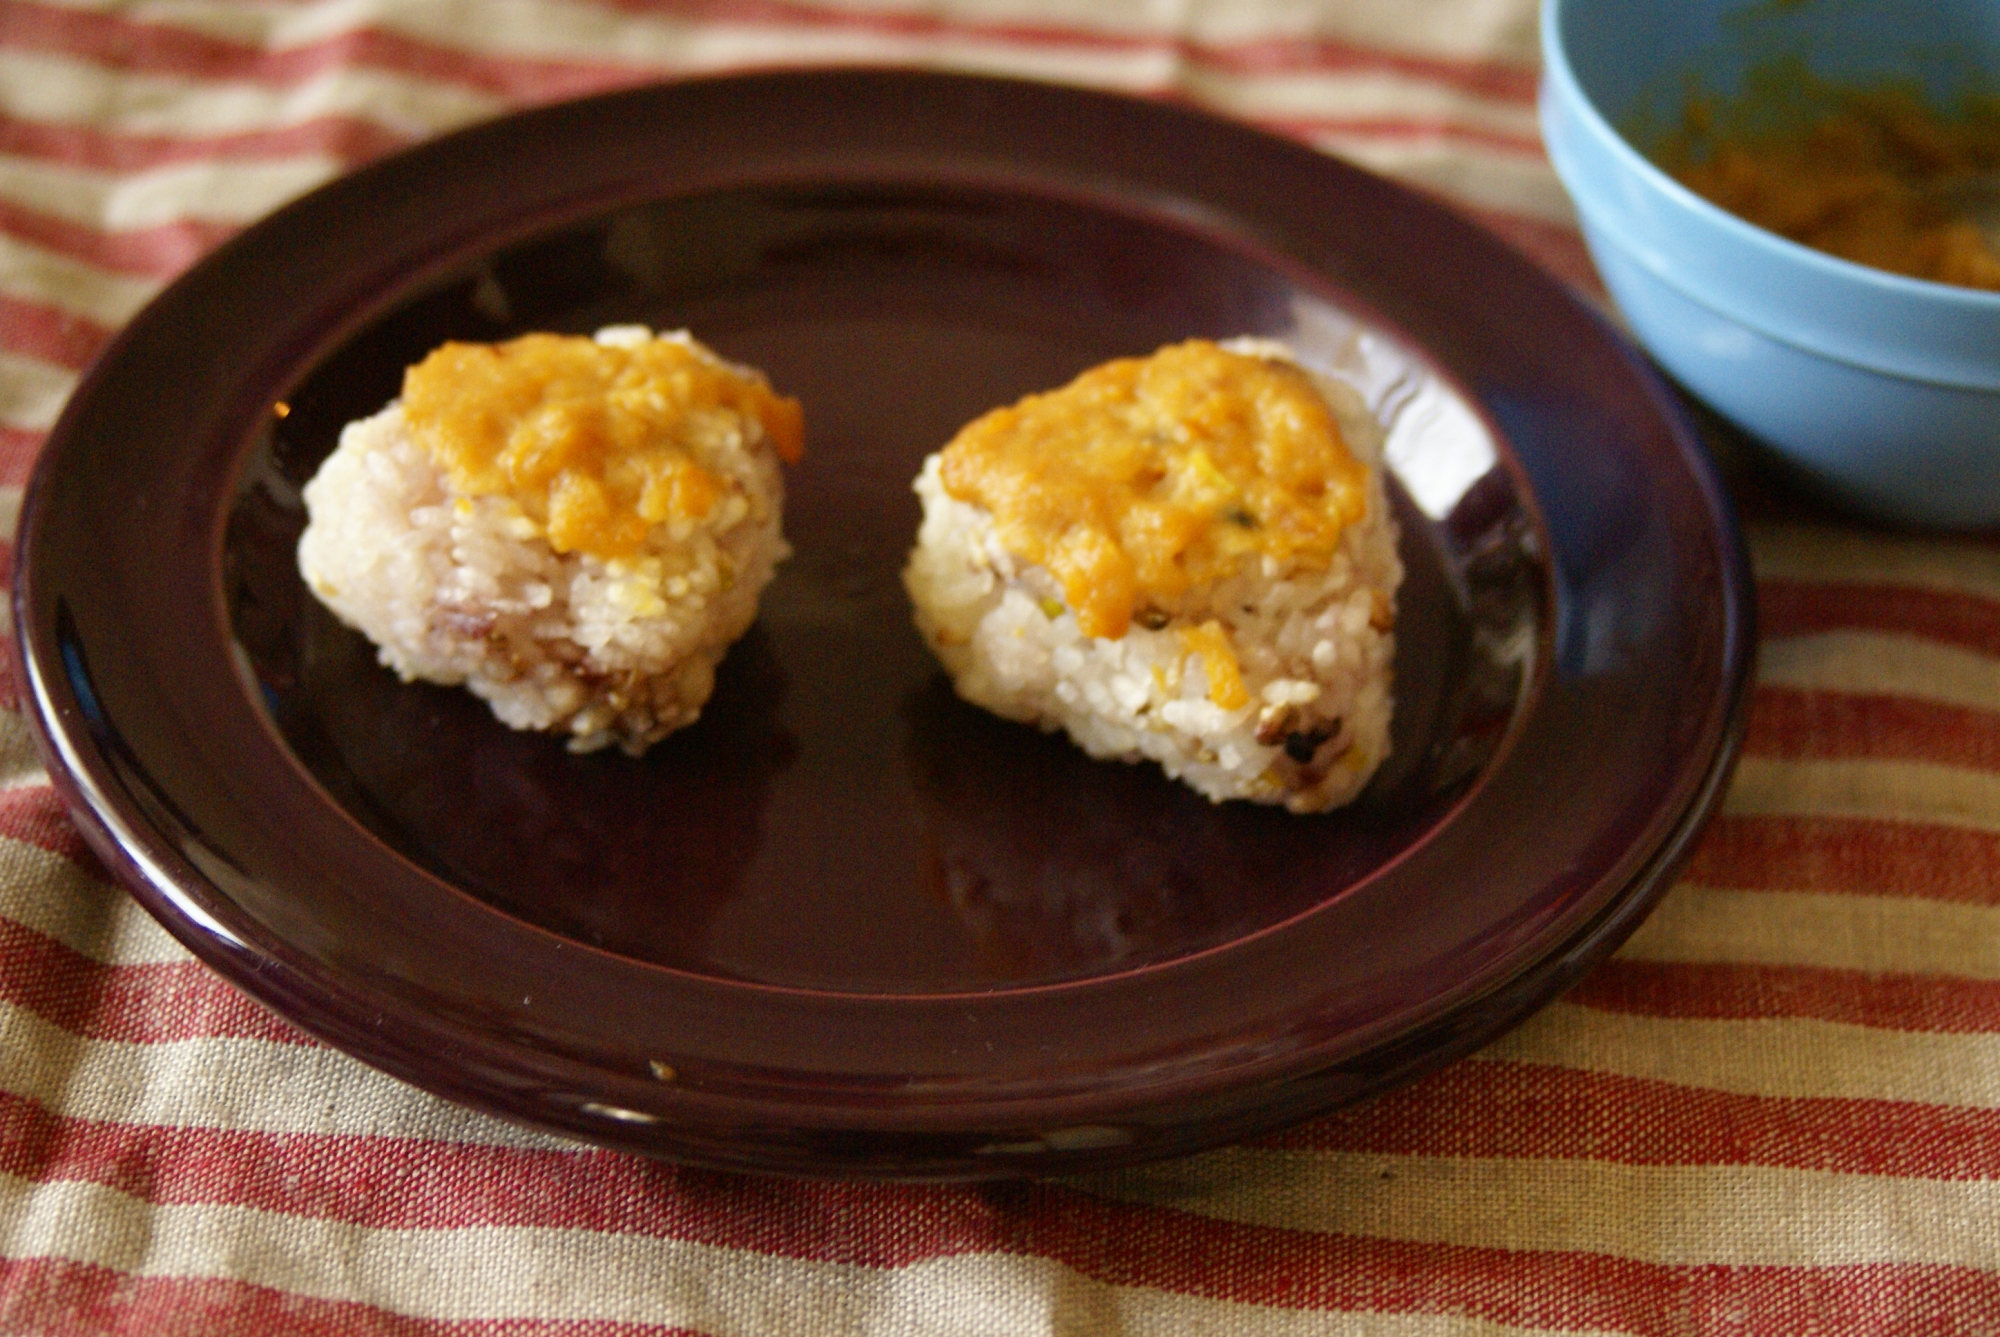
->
[1540,0,2000,527]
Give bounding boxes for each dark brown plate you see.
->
[14,70,1752,1178]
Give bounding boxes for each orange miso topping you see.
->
[1663,88,2000,290]
[401,332,804,560]
[937,340,1368,639]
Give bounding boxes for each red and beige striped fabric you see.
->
[0,1,1996,1333]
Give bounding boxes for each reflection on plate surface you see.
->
[226,184,1540,993]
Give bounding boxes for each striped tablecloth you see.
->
[1,2,1995,1333]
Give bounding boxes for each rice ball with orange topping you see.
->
[903,338,1400,812]
[297,325,801,755]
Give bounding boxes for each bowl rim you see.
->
[1539,0,2000,392]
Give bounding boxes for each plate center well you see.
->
[225,184,1538,993]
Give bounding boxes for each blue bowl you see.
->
[1540,0,2000,527]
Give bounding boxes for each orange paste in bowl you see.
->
[402,332,804,560]
[1663,89,2000,290]
[937,339,1367,641]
